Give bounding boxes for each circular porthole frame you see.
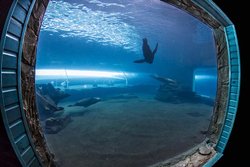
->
[0,0,240,166]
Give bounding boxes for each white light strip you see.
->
[3,51,17,57]
[6,33,19,41]
[36,69,136,80]
[195,75,217,80]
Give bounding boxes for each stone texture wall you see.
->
[162,0,221,29]
[208,27,229,143]
[169,149,216,167]
[152,141,216,167]
[22,0,56,166]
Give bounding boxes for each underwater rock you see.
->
[36,83,70,105]
[200,130,208,135]
[45,115,72,134]
[155,88,198,103]
[198,145,212,155]
[152,74,200,103]
[68,97,101,107]
[152,74,215,105]
[109,93,138,100]
[151,74,178,86]
[36,92,64,116]
[36,83,70,119]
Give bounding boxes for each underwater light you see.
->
[194,75,217,80]
[35,69,136,80]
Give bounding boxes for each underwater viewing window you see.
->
[0,0,240,167]
[35,0,218,166]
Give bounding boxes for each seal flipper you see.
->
[134,59,146,63]
[153,43,158,55]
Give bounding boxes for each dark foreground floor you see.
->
[45,97,212,167]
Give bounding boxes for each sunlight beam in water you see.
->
[41,0,140,52]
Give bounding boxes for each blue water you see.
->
[193,68,217,99]
[36,0,217,166]
[37,0,217,87]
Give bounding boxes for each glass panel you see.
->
[193,68,217,99]
[36,0,217,166]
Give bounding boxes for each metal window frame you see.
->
[0,0,240,166]
[0,0,42,166]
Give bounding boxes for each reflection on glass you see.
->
[35,0,217,167]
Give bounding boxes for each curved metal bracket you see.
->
[0,0,42,166]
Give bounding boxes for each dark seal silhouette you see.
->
[134,38,158,64]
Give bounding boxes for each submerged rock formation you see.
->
[35,84,72,134]
[151,74,198,103]
[109,93,138,100]
[45,115,72,134]
[68,97,101,107]
[37,83,70,105]
[36,83,70,119]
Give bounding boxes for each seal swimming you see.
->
[134,38,158,64]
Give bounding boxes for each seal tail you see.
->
[153,43,158,55]
[134,59,146,63]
